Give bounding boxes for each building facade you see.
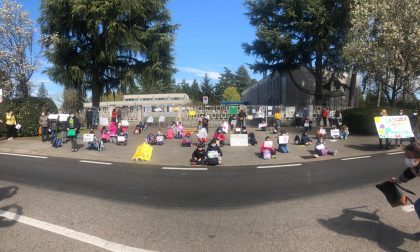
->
[241,69,358,107]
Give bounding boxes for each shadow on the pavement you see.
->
[345,144,396,152]
[318,207,418,251]
[0,186,18,201]
[0,186,22,228]
[0,204,23,228]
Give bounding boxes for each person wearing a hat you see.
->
[190,143,206,165]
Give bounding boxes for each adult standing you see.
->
[5,110,16,141]
[328,108,334,128]
[395,109,406,147]
[321,107,329,127]
[379,109,391,149]
[334,110,342,128]
[66,112,81,152]
[92,106,99,129]
[274,110,282,128]
[295,109,302,127]
[86,108,93,130]
[111,108,117,123]
[202,114,209,133]
[409,109,418,144]
[38,111,49,142]
[238,109,246,128]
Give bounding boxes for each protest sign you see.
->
[230,134,248,146]
[146,116,154,123]
[59,114,69,122]
[83,134,94,142]
[159,116,165,122]
[374,116,414,139]
[48,114,59,120]
[278,135,289,144]
[330,129,340,137]
[263,141,273,148]
[99,117,109,126]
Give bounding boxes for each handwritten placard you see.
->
[230,134,248,146]
[83,134,94,142]
[146,116,154,123]
[99,117,109,126]
[59,114,69,122]
[374,116,414,139]
[330,129,340,137]
[263,141,273,148]
[278,135,289,144]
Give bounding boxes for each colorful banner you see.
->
[374,116,414,139]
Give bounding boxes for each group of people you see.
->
[378,109,418,149]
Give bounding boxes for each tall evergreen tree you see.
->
[243,0,351,105]
[178,79,191,96]
[189,79,201,102]
[235,65,253,95]
[214,67,236,103]
[200,74,215,104]
[40,0,177,108]
[37,82,48,98]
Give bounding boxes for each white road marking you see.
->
[0,210,154,252]
[257,163,302,169]
[80,160,112,165]
[0,152,48,159]
[387,151,405,155]
[341,156,371,161]
[162,167,208,171]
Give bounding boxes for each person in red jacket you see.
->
[212,128,226,146]
[111,108,118,123]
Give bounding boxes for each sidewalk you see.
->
[0,126,405,167]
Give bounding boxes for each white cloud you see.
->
[178,67,221,80]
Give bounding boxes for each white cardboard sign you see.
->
[59,114,69,122]
[48,114,59,120]
[83,134,94,142]
[278,135,289,144]
[99,117,109,126]
[159,116,165,122]
[330,129,340,137]
[147,116,154,123]
[263,141,273,148]
[230,134,248,147]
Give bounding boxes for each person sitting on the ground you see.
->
[340,124,349,139]
[166,126,174,139]
[146,132,157,145]
[109,122,117,143]
[316,126,327,139]
[175,122,184,139]
[248,132,257,146]
[101,126,110,143]
[212,128,226,146]
[277,131,289,153]
[190,143,206,165]
[260,136,276,159]
[303,118,311,132]
[205,139,223,165]
[181,132,192,147]
[87,129,103,151]
[313,137,337,158]
[241,125,248,134]
[156,129,165,145]
[197,127,208,143]
[330,125,338,140]
[301,132,313,146]
[222,121,229,134]
[133,125,141,135]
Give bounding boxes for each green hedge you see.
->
[0,97,58,137]
[342,108,378,135]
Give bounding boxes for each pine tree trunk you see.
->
[314,51,323,105]
[92,73,101,108]
[348,69,357,107]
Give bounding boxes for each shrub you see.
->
[342,108,378,135]
[0,97,58,137]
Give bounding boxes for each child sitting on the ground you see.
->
[101,126,110,143]
[175,122,184,139]
[340,124,349,139]
[166,126,174,139]
[146,132,157,145]
[133,125,141,135]
[248,132,257,146]
[197,127,208,144]
[300,131,313,146]
[260,136,276,159]
[190,143,206,165]
[181,132,192,147]
[88,130,104,151]
[316,126,327,139]
[156,129,165,145]
[313,137,337,158]
[212,128,226,146]
[205,139,223,165]
[277,131,289,153]
[109,122,117,143]
[241,126,248,134]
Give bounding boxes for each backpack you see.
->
[294,135,301,145]
[263,149,271,160]
[52,137,62,148]
[147,133,156,145]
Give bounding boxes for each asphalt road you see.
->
[1,152,419,251]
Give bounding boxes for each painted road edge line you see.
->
[387,151,405,155]
[162,167,208,171]
[341,156,371,161]
[0,152,48,159]
[0,210,154,252]
[80,160,112,165]
[257,163,302,169]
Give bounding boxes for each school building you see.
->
[241,69,359,107]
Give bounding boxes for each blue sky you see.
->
[16,0,262,105]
